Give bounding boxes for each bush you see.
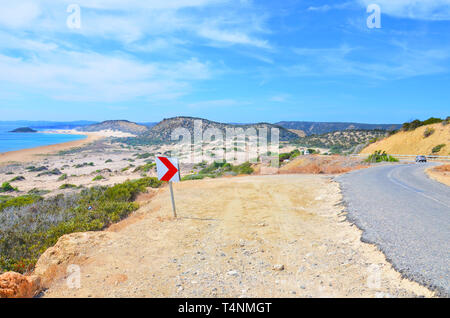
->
[0,182,17,193]
[37,168,62,177]
[9,176,25,182]
[133,163,156,173]
[59,183,77,189]
[365,151,399,163]
[432,144,446,154]
[0,177,162,273]
[92,175,105,181]
[402,117,444,132]
[58,174,68,181]
[423,127,435,138]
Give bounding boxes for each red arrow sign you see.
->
[157,157,179,182]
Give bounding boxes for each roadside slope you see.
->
[361,123,450,155]
[38,175,432,298]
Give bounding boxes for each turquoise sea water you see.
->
[0,124,86,154]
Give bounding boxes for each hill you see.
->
[136,116,299,143]
[77,120,149,135]
[276,121,401,136]
[9,127,37,133]
[294,129,388,153]
[361,123,450,155]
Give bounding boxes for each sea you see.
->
[0,123,86,154]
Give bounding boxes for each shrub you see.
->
[432,144,446,154]
[0,177,161,273]
[0,182,17,193]
[59,183,77,189]
[365,151,399,163]
[74,162,94,168]
[28,188,51,196]
[134,153,153,159]
[9,176,25,182]
[58,174,68,181]
[423,127,435,138]
[105,159,113,163]
[232,162,254,175]
[92,175,105,181]
[37,168,62,177]
[133,163,156,173]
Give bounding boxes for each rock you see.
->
[239,239,246,247]
[0,272,41,298]
[227,270,238,276]
[34,231,116,288]
[273,264,285,271]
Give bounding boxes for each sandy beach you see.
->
[0,129,138,165]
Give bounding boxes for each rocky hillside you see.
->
[140,116,299,142]
[77,120,149,135]
[361,122,450,155]
[277,121,400,136]
[295,129,388,153]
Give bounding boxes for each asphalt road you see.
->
[336,163,450,296]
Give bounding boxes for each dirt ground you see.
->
[37,174,433,298]
[426,164,450,186]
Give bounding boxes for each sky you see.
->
[0,0,449,124]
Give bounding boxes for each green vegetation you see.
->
[0,177,162,273]
[58,174,68,181]
[28,188,51,196]
[0,182,17,193]
[105,159,113,163]
[134,153,153,159]
[182,161,254,181]
[432,144,446,154]
[402,117,445,132]
[292,129,388,153]
[0,195,41,211]
[37,168,62,177]
[74,162,94,168]
[59,183,78,189]
[92,175,105,181]
[365,151,399,163]
[279,149,301,163]
[9,176,25,182]
[26,166,47,172]
[133,162,156,173]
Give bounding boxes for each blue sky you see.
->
[0,0,449,124]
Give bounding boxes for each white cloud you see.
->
[0,50,212,102]
[288,44,450,80]
[0,1,41,28]
[358,0,450,20]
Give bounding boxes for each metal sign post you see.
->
[156,156,181,218]
[169,181,177,218]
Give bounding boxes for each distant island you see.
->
[9,127,37,133]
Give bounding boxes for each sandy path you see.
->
[0,132,102,165]
[39,175,433,298]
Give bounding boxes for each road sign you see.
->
[156,156,180,218]
[156,157,180,182]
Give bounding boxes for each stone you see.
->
[0,272,41,298]
[273,264,285,271]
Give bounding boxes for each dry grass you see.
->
[433,164,450,172]
[278,155,367,175]
[427,164,450,186]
